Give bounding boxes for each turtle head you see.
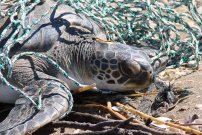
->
[89,42,154,92]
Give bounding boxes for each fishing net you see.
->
[0,0,201,108]
[65,0,202,68]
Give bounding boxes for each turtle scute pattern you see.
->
[0,37,154,135]
[0,2,155,134]
[89,42,154,91]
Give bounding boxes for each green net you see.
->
[0,0,201,108]
[65,0,202,68]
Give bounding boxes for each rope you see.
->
[65,0,201,68]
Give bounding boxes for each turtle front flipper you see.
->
[0,55,73,135]
[0,80,73,135]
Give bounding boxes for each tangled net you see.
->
[0,0,202,108]
[66,0,202,68]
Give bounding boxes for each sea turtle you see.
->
[0,1,165,134]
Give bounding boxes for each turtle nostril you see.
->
[149,70,152,74]
[150,69,154,75]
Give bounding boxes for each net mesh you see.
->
[0,0,201,107]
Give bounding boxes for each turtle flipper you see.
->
[0,80,73,135]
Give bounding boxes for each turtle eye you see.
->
[119,61,141,77]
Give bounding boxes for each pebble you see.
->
[111,106,121,112]
[195,104,202,110]
[151,117,172,129]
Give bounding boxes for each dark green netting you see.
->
[0,0,201,108]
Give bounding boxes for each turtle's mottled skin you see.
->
[0,1,159,134]
[48,35,153,92]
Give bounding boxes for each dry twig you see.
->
[74,104,127,121]
[115,102,202,135]
[127,92,159,97]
